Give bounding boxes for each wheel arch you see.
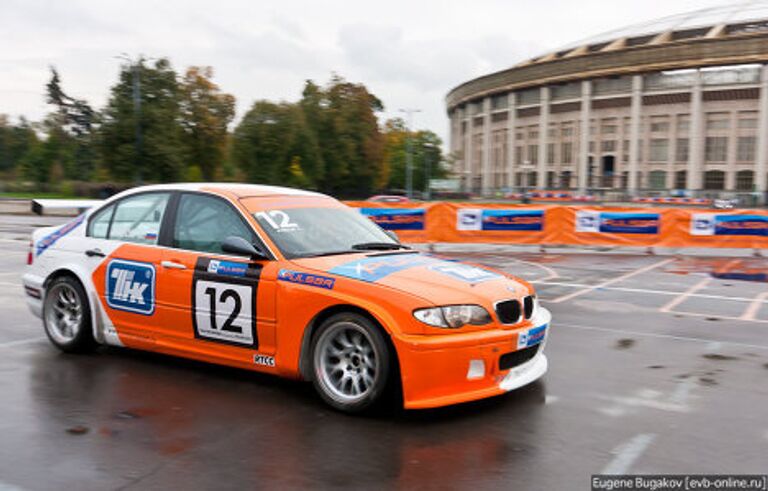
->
[43,266,105,345]
[298,304,401,383]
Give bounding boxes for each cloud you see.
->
[0,0,732,145]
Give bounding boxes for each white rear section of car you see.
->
[23,210,125,347]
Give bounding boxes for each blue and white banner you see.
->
[457,208,544,232]
[576,210,660,235]
[359,208,425,230]
[691,214,768,237]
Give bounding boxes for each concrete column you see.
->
[578,81,591,193]
[506,93,517,190]
[755,64,768,203]
[687,70,704,193]
[462,115,472,193]
[481,97,492,196]
[627,75,643,194]
[725,111,738,191]
[537,87,550,188]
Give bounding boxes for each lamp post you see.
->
[399,108,421,199]
[423,142,437,200]
[115,53,147,184]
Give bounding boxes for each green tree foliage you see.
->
[44,68,98,180]
[233,101,317,184]
[179,67,235,181]
[233,75,385,197]
[382,117,445,192]
[3,62,444,198]
[99,58,184,182]
[0,116,38,174]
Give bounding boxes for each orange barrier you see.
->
[348,202,768,249]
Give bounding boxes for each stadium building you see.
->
[446,2,768,201]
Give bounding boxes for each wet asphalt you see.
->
[0,214,766,490]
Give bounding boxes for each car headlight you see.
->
[413,305,492,329]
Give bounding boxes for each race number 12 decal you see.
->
[192,257,262,348]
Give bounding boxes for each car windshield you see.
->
[253,207,398,259]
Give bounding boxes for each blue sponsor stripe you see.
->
[714,215,768,236]
[360,208,425,230]
[428,263,501,283]
[599,212,659,235]
[208,260,248,277]
[35,214,86,256]
[329,254,438,282]
[481,209,543,231]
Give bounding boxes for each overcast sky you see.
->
[1,0,728,145]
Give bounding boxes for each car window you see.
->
[88,204,115,239]
[254,207,395,258]
[173,194,255,254]
[109,193,170,245]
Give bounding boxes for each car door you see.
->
[89,192,173,348]
[158,192,277,367]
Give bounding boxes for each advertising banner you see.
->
[345,201,768,249]
[575,210,660,235]
[359,207,425,230]
[690,213,768,237]
[457,208,544,232]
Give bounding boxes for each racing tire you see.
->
[311,313,391,413]
[42,276,96,353]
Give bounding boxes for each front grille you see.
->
[499,344,539,371]
[495,299,521,324]
[523,295,534,319]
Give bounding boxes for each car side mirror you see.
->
[221,236,268,260]
[384,230,400,243]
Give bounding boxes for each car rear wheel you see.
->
[43,276,95,353]
[311,313,390,413]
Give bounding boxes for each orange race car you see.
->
[22,184,551,412]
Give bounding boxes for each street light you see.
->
[423,142,437,200]
[399,108,421,199]
[115,53,153,185]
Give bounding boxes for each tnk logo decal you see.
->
[106,259,156,315]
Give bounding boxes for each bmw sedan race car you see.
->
[23,184,551,412]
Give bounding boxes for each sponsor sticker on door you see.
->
[106,259,156,315]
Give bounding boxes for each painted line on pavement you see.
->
[602,433,657,475]
[535,282,768,305]
[740,291,768,321]
[0,337,46,349]
[659,276,712,313]
[548,258,675,304]
[558,322,768,350]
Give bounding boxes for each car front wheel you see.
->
[311,313,391,413]
[43,276,95,353]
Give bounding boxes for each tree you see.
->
[179,67,235,181]
[233,101,315,185]
[382,117,446,192]
[0,116,39,175]
[44,68,98,180]
[100,58,184,182]
[313,75,385,196]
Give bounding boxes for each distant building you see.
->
[446,3,768,200]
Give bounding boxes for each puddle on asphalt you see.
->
[616,338,635,350]
[702,353,739,361]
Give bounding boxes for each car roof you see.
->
[110,183,328,200]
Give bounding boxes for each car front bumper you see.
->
[394,307,551,409]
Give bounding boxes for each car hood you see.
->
[290,251,532,306]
